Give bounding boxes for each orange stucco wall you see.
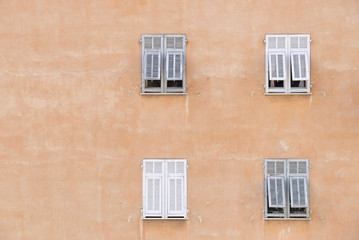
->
[0,0,359,239]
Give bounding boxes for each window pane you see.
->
[145,80,161,88]
[167,81,183,88]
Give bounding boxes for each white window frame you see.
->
[142,159,188,220]
[141,34,187,95]
[264,158,310,220]
[265,34,311,95]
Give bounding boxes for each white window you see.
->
[141,35,186,94]
[142,159,188,219]
[265,34,311,94]
[264,159,310,219]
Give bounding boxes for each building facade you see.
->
[0,0,358,239]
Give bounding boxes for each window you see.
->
[142,159,188,219]
[265,34,311,94]
[264,159,310,219]
[141,34,186,94]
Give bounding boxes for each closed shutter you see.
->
[268,176,286,207]
[168,177,184,214]
[143,160,163,217]
[290,177,308,207]
[268,52,286,80]
[291,52,309,81]
[167,160,186,217]
[146,177,162,214]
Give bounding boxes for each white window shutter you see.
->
[266,160,285,174]
[144,51,161,80]
[289,161,298,174]
[289,160,308,174]
[164,35,186,90]
[299,37,308,49]
[166,51,183,80]
[141,35,163,93]
[143,160,163,217]
[298,161,307,173]
[268,52,286,80]
[291,52,309,81]
[166,37,175,48]
[168,177,184,214]
[144,37,153,49]
[145,177,162,214]
[277,37,286,49]
[290,37,299,49]
[268,36,286,49]
[290,177,308,207]
[268,176,285,207]
[166,160,186,217]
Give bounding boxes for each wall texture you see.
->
[0,0,358,239]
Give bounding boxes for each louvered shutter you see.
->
[166,51,183,80]
[290,177,308,207]
[164,35,186,90]
[289,160,308,174]
[290,36,308,49]
[145,52,161,80]
[141,35,163,92]
[268,176,286,207]
[143,160,163,217]
[267,161,285,175]
[145,177,162,213]
[268,52,286,80]
[291,52,309,81]
[166,160,186,217]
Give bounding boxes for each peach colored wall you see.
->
[0,0,358,239]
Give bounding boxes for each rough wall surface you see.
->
[0,0,358,239]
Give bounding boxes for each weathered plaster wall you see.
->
[0,0,358,239]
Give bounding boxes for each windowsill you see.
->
[264,93,311,96]
[142,217,189,220]
[263,217,311,221]
[141,92,187,95]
